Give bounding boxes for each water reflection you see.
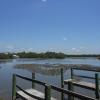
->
[0,59,13,64]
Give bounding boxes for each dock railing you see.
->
[67,67,100,99]
[12,73,96,100]
[12,74,51,100]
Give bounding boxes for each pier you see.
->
[12,67,99,100]
[64,68,100,99]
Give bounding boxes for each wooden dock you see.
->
[12,68,97,100]
[63,68,100,99]
[64,79,100,90]
[17,88,56,100]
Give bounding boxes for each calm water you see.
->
[0,58,100,100]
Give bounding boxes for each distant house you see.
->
[13,55,19,58]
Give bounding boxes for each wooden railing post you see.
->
[12,74,16,100]
[32,73,35,89]
[45,84,51,100]
[68,81,74,100]
[61,68,64,100]
[71,68,73,79]
[95,73,99,99]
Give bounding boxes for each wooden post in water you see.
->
[61,68,64,100]
[68,81,74,100]
[32,73,35,89]
[12,74,16,100]
[71,68,73,79]
[45,84,51,100]
[95,73,99,99]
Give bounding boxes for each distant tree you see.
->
[0,51,100,59]
[0,53,13,59]
[16,51,66,59]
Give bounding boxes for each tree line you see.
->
[16,52,66,59]
[0,52,100,59]
[0,52,66,59]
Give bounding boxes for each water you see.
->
[0,58,100,100]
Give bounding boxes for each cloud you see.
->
[71,48,80,53]
[71,48,77,51]
[27,48,33,52]
[70,46,87,54]
[41,0,47,2]
[63,37,67,41]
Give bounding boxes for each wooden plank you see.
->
[72,67,100,72]
[17,88,57,100]
[64,79,100,91]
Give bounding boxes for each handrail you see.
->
[70,68,100,99]
[72,67,100,72]
[51,85,96,100]
[71,68,100,81]
[15,74,96,100]
[12,74,51,100]
[16,74,46,86]
[74,74,100,80]
[16,85,44,100]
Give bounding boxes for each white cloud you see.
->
[71,48,77,51]
[27,48,33,52]
[80,47,85,49]
[41,0,47,2]
[69,46,87,54]
[70,48,80,53]
[63,37,67,41]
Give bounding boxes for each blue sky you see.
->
[0,0,100,54]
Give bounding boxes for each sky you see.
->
[0,0,100,54]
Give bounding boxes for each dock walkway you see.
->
[17,88,56,100]
[12,68,97,100]
[64,79,100,90]
[64,68,100,99]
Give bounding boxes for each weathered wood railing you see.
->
[12,73,96,100]
[12,74,51,100]
[51,85,96,100]
[64,67,100,99]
